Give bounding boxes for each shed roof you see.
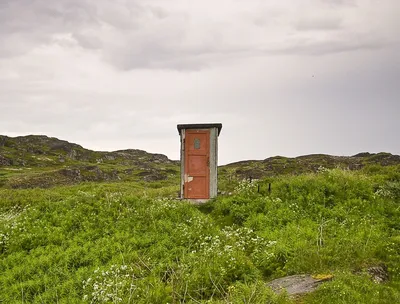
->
[177,123,222,135]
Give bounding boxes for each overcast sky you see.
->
[0,0,399,164]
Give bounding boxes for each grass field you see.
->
[0,166,399,303]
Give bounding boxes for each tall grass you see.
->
[0,168,399,303]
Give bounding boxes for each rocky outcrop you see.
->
[367,265,389,284]
[267,274,333,296]
[0,155,11,166]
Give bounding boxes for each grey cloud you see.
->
[105,43,240,71]
[0,0,195,68]
[318,0,357,7]
[271,34,387,56]
[294,16,343,31]
[74,1,397,70]
[0,0,96,57]
[72,32,103,49]
[0,0,398,71]
[248,6,284,27]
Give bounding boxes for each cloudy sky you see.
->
[0,0,399,164]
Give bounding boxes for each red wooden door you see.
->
[184,130,210,199]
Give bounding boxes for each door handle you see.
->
[207,157,210,167]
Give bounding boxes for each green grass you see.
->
[0,167,399,303]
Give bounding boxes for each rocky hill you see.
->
[0,135,175,166]
[1,134,399,188]
[220,152,400,180]
[0,135,179,188]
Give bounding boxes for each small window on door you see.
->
[194,138,200,149]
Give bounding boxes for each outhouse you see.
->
[177,123,222,201]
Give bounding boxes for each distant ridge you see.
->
[0,134,176,166]
[1,134,399,188]
[0,134,178,188]
[220,152,400,179]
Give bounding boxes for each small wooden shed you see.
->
[177,123,222,201]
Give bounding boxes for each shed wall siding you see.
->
[179,129,185,199]
[209,127,218,198]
